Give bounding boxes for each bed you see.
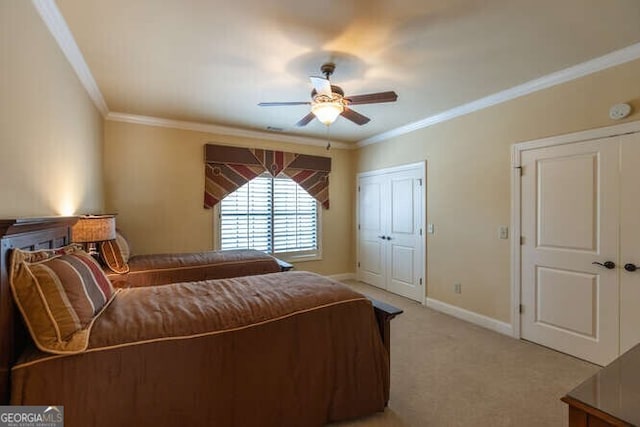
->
[98,231,291,288]
[103,248,291,288]
[0,217,402,426]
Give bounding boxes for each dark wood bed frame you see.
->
[0,217,402,404]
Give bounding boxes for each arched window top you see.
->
[204,144,331,210]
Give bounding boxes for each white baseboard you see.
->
[327,273,356,281]
[425,297,513,337]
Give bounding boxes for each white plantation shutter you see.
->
[273,177,317,253]
[220,175,318,256]
[220,176,272,252]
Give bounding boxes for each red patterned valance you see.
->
[204,144,332,209]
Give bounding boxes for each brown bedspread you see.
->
[11,271,389,427]
[106,249,282,287]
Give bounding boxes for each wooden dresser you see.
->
[562,344,640,426]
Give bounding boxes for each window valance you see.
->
[204,144,331,209]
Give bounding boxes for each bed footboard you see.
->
[369,298,403,356]
[368,297,403,405]
[275,258,293,271]
[369,298,402,405]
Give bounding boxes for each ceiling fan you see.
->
[258,62,398,127]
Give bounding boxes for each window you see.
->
[218,174,320,260]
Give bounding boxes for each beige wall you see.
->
[356,59,640,323]
[0,1,104,217]
[104,120,355,275]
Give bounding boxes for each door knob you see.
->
[624,263,638,272]
[377,235,385,240]
[592,261,616,269]
[385,236,392,241]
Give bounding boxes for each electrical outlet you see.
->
[454,283,462,294]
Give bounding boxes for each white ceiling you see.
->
[54,0,640,144]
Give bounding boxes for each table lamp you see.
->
[71,215,116,257]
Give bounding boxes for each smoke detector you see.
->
[609,103,631,120]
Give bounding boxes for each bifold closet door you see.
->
[385,169,424,302]
[358,174,387,289]
[358,164,425,302]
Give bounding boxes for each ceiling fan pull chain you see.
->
[326,125,331,150]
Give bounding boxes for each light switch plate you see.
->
[427,223,435,234]
[499,226,509,239]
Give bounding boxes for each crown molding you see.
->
[33,0,640,149]
[31,0,353,148]
[106,112,355,150]
[358,42,640,147]
[32,0,109,116]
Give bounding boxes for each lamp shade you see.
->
[71,215,116,243]
[311,101,344,125]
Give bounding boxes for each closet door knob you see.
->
[386,236,392,241]
[377,235,385,240]
[592,261,616,270]
[624,263,638,272]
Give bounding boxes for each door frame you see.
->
[356,161,427,304]
[510,120,640,339]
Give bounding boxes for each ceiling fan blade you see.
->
[345,91,398,105]
[310,76,332,97]
[341,108,370,125]
[296,112,316,127]
[258,101,310,107]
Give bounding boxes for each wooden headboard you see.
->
[0,217,76,404]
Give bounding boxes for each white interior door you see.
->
[358,174,387,289]
[386,170,424,301]
[357,164,425,302]
[620,132,640,354]
[520,138,620,366]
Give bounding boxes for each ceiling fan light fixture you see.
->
[311,99,344,125]
[259,63,396,128]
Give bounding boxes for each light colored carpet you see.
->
[331,280,600,427]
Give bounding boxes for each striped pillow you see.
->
[100,239,130,274]
[10,244,118,354]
